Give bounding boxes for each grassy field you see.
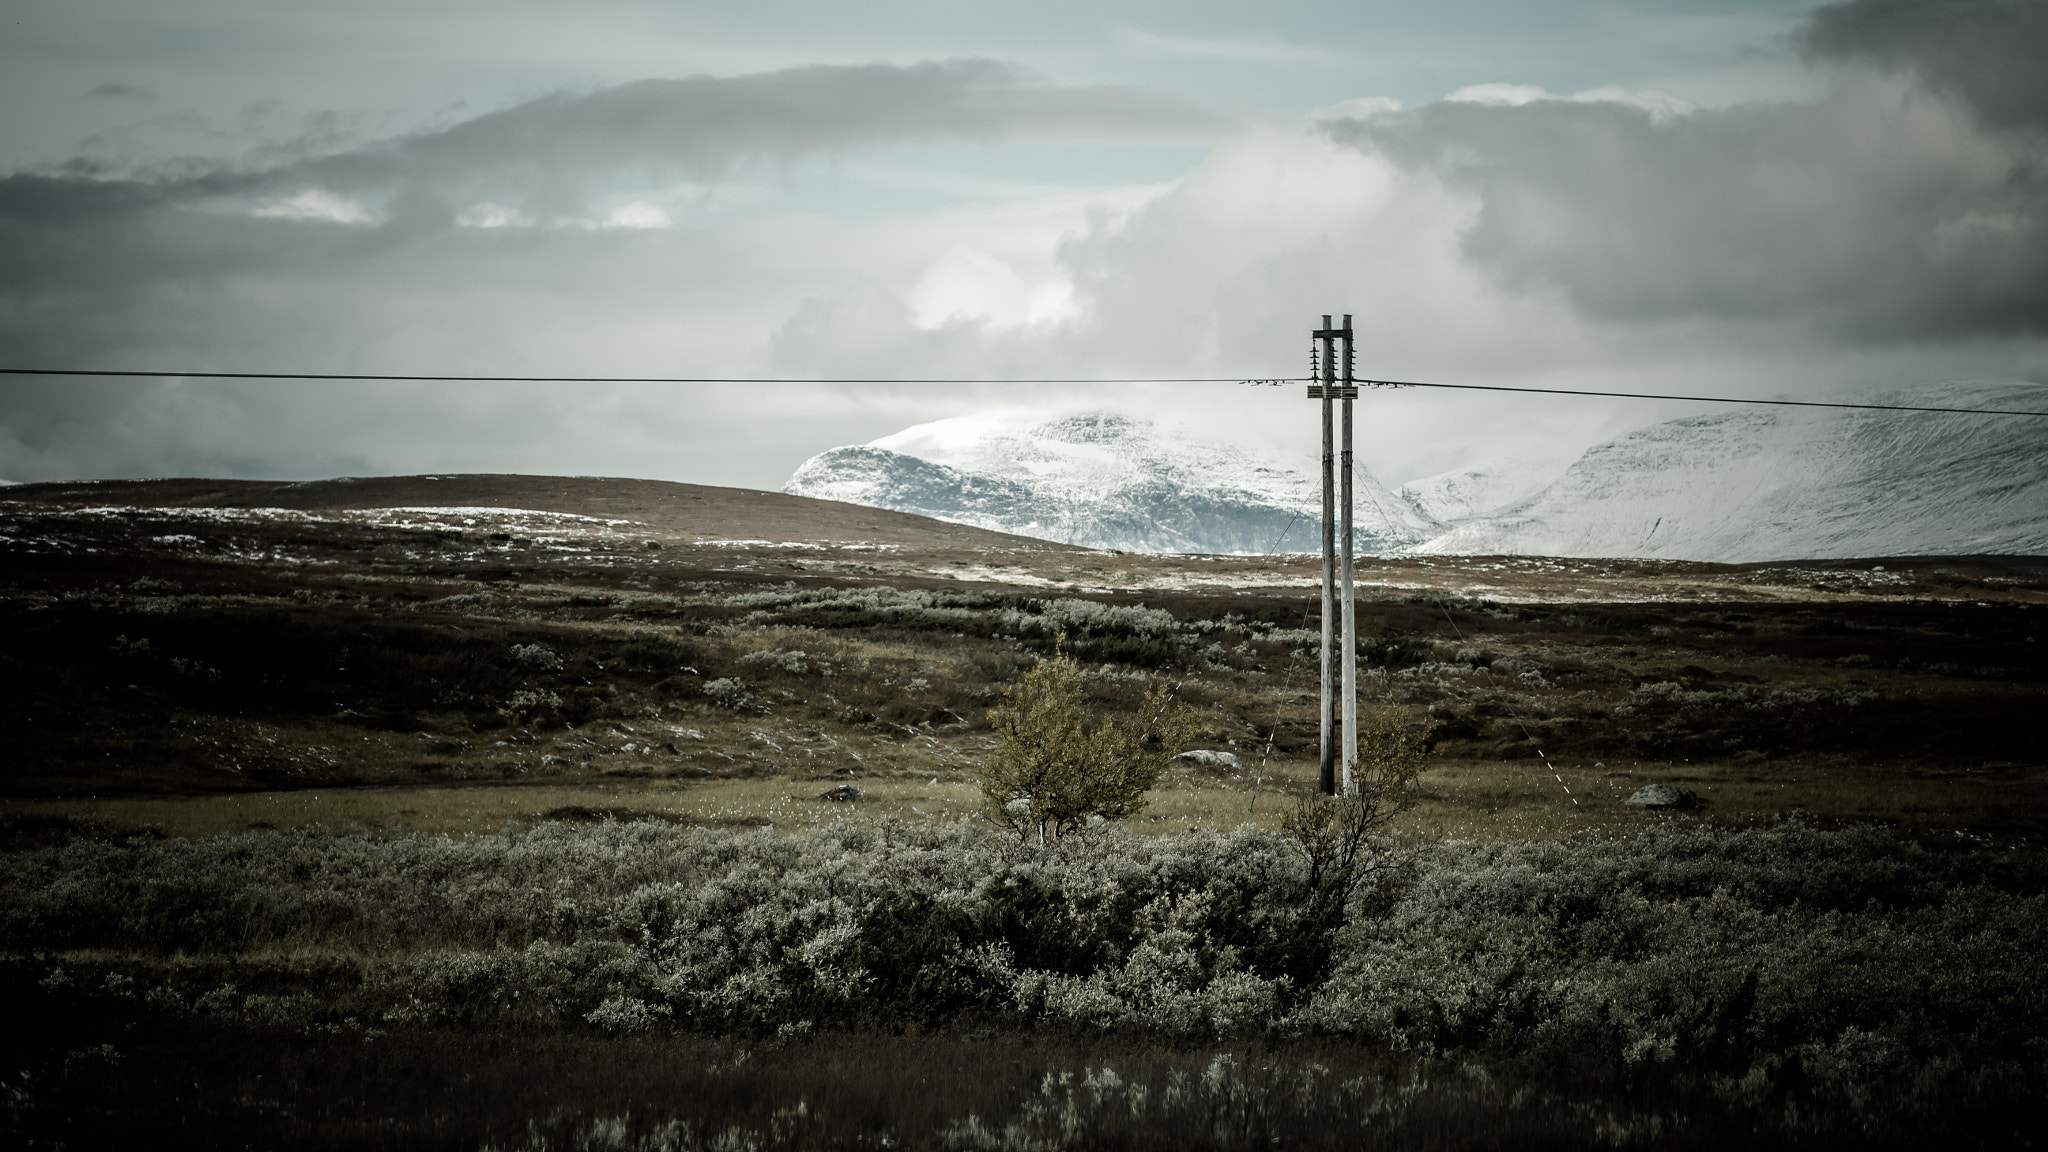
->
[2,475,2043,1148]
[12,750,2036,847]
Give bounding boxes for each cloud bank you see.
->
[1320,2,2048,340]
[2,0,2044,493]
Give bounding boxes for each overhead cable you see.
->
[4,367,2044,418]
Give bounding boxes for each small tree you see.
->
[979,646,1199,844]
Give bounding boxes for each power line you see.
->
[0,369,1250,385]
[1348,378,2048,419]
[4,366,2045,418]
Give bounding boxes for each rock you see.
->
[1623,784,1699,809]
[1179,749,1244,771]
[819,785,862,802]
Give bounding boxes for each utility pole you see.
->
[1339,315,1358,797]
[1315,317,1336,795]
[1308,314,1357,795]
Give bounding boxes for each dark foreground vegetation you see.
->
[6,815,2044,1148]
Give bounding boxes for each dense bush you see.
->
[6,818,2044,1134]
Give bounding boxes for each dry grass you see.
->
[21,749,2039,846]
[5,763,1311,840]
[1408,754,2048,844]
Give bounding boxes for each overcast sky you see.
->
[2,0,2044,490]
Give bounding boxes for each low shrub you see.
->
[4,819,2044,1133]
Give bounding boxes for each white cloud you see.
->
[1310,96,1402,123]
[603,200,672,229]
[455,201,532,228]
[1562,85,1696,123]
[1112,25,1330,63]
[908,246,1075,330]
[1443,83,1553,108]
[1444,82,1695,123]
[249,189,373,224]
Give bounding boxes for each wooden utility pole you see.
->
[1308,314,1356,795]
[1339,315,1358,797]
[1316,317,1337,795]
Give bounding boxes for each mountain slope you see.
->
[3,474,1059,549]
[1396,454,1578,525]
[785,410,1437,554]
[1414,381,2048,562]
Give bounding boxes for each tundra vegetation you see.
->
[0,481,2043,1147]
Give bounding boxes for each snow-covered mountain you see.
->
[1412,381,2048,562]
[785,409,1436,554]
[1396,454,1577,525]
[785,383,2048,561]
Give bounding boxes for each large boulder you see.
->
[1623,784,1699,809]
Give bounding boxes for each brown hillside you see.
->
[4,473,1067,550]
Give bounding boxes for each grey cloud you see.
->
[1323,4,2048,342]
[1803,0,2048,132]
[0,59,1224,385]
[0,64,1227,484]
[394,61,1220,178]
[3,61,1223,228]
[86,83,156,102]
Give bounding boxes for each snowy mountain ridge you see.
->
[1410,380,2048,563]
[783,382,2048,561]
[787,409,1435,555]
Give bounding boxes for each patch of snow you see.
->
[369,506,633,525]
